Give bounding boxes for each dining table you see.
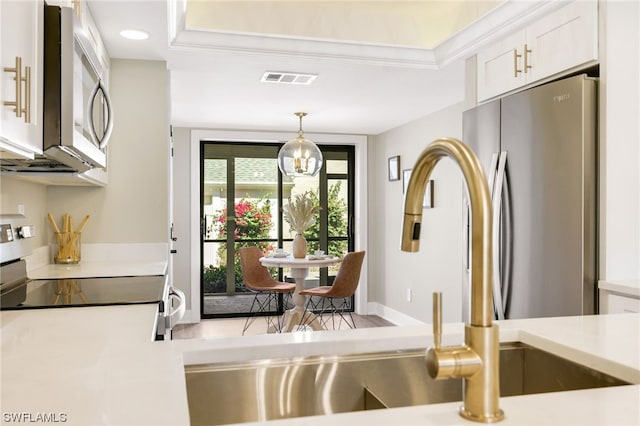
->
[259,254,341,332]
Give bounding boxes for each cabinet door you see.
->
[600,291,640,314]
[0,0,43,158]
[476,30,527,102]
[526,0,598,83]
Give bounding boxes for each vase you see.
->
[292,234,307,259]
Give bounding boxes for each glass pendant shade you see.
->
[277,113,323,177]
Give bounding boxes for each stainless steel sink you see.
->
[185,342,629,425]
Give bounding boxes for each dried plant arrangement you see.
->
[283,191,320,235]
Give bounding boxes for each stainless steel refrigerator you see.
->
[462,74,597,320]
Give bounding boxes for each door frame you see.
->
[187,129,368,323]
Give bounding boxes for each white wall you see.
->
[369,102,466,324]
[599,0,640,280]
[171,128,367,321]
[0,177,48,247]
[170,127,193,311]
[47,60,170,245]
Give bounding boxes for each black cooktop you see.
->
[0,275,166,310]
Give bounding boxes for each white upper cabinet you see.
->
[477,1,598,102]
[476,30,528,103]
[0,0,44,159]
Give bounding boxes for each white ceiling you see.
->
[87,1,504,135]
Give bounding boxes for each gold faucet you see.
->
[401,137,504,422]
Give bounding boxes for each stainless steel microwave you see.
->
[41,4,112,173]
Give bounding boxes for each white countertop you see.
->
[1,308,639,425]
[599,279,640,298]
[25,243,169,279]
[28,260,168,279]
[0,305,188,425]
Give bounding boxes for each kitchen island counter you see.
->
[0,305,188,425]
[1,308,638,425]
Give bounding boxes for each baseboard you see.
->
[367,302,426,326]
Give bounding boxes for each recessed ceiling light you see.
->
[120,29,149,40]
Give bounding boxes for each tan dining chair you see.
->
[298,251,366,330]
[239,246,296,335]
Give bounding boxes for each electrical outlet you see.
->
[406,288,413,303]
[17,204,25,215]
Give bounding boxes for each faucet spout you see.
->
[401,137,492,327]
[401,137,504,422]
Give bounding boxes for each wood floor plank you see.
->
[173,314,394,339]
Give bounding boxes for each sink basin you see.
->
[185,342,629,425]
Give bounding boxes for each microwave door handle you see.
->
[87,79,114,150]
[99,80,114,150]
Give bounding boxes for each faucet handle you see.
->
[433,292,442,349]
[427,291,482,381]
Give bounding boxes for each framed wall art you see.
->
[388,156,400,181]
[403,168,435,209]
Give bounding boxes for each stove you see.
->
[0,215,184,340]
[0,264,166,310]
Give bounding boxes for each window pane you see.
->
[233,158,278,255]
[284,176,319,242]
[327,179,348,239]
[326,159,348,174]
[204,159,227,240]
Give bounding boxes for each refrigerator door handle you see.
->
[501,164,513,317]
[492,152,508,320]
[488,153,499,199]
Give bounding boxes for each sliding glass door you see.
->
[201,142,354,318]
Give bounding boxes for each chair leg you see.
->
[295,296,357,331]
[295,297,347,330]
[297,297,316,331]
[265,292,291,333]
[242,292,262,336]
[243,291,286,335]
[297,296,333,330]
[277,292,293,331]
[334,298,357,329]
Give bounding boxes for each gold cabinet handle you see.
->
[523,43,532,73]
[22,65,31,123]
[3,56,23,118]
[513,49,522,78]
[3,56,31,123]
[72,0,82,21]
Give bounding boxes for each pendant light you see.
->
[277,112,323,177]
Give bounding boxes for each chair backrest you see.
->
[238,246,278,290]
[323,251,365,298]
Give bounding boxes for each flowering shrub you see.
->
[204,186,349,295]
[212,196,273,245]
[204,196,275,294]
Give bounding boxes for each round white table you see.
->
[260,255,340,332]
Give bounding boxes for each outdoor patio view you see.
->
[201,144,353,317]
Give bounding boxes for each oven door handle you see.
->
[166,286,186,329]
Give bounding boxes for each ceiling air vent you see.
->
[261,71,317,85]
